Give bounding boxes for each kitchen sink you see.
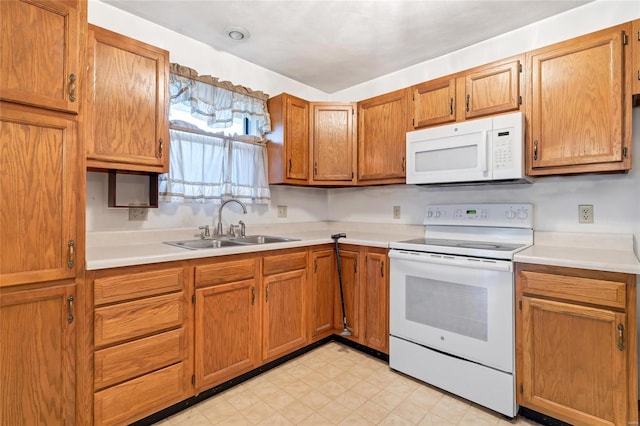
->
[164,235,299,250]
[233,235,299,244]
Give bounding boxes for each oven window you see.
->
[405,276,488,341]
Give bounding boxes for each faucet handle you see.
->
[239,220,246,237]
[229,224,240,237]
[198,225,211,239]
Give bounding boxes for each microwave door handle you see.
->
[480,131,488,173]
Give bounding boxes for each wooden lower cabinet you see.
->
[362,248,389,353]
[89,263,191,426]
[194,257,260,390]
[262,250,308,361]
[516,263,637,426]
[310,248,335,338]
[0,282,76,426]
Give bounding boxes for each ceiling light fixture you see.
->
[225,26,250,41]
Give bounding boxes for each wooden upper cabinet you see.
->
[357,88,408,184]
[0,0,83,114]
[267,93,309,184]
[86,24,169,173]
[309,102,357,185]
[632,19,640,96]
[411,56,522,130]
[412,77,456,128]
[463,57,521,120]
[0,104,78,287]
[1,282,76,425]
[527,24,631,175]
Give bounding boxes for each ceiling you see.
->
[103,0,592,93]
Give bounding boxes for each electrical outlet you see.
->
[129,207,148,221]
[393,205,401,219]
[277,205,287,218]
[578,204,594,224]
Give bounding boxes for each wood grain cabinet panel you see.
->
[362,249,389,353]
[527,25,631,175]
[357,88,408,184]
[94,267,184,304]
[632,19,640,96]
[516,263,637,426]
[0,104,78,287]
[267,93,309,184]
[0,283,76,426]
[310,249,335,337]
[86,24,169,172]
[0,0,82,113]
[195,279,259,390]
[464,58,520,119]
[412,78,457,128]
[309,102,357,185]
[263,250,307,276]
[195,258,257,287]
[334,248,360,338]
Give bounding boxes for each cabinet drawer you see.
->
[94,293,184,347]
[94,362,187,426]
[94,267,184,305]
[94,328,184,390]
[195,258,257,287]
[263,251,307,276]
[519,270,626,309]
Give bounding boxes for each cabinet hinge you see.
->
[623,147,628,158]
[192,294,196,304]
[519,63,522,73]
[519,384,523,394]
[518,300,522,310]
[623,33,628,45]
[518,95,522,105]
[192,375,196,385]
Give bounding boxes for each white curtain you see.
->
[226,139,271,204]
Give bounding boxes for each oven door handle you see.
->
[389,250,513,272]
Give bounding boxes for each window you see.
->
[158,63,271,204]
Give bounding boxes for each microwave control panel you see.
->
[493,129,514,170]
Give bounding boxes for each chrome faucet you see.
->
[216,199,247,236]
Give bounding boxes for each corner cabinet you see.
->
[86,24,169,173]
[267,93,310,184]
[526,24,632,175]
[334,246,360,338]
[0,0,82,114]
[515,263,637,426]
[357,88,409,184]
[309,102,357,185]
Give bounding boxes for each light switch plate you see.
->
[393,206,401,219]
[277,205,287,218]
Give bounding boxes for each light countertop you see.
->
[86,222,423,270]
[514,232,640,275]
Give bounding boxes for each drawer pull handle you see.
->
[265,284,269,302]
[617,323,624,351]
[67,240,75,268]
[69,74,76,102]
[449,97,453,115]
[67,295,74,324]
[251,287,255,306]
[465,94,470,112]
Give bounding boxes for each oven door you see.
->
[389,249,514,373]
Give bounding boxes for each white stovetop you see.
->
[514,232,640,275]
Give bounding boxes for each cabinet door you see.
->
[633,19,640,96]
[528,26,630,174]
[195,280,258,390]
[0,283,76,425]
[358,89,408,183]
[87,25,169,172]
[464,59,520,119]
[519,297,627,425]
[412,78,456,129]
[311,249,335,337]
[0,104,77,286]
[0,0,81,113]
[310,103,356,184]
[263,269,306,361]
[335,249,360,338]
[363,251,388,353]
[284,95,309,181]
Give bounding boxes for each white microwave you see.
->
[406,112,530,186]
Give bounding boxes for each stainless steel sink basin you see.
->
[164,235,299,250]
[233,235,299,244]
[164,239,246,250]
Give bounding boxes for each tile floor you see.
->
[157,342,540,425]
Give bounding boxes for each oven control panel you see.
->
[424,203,533,228]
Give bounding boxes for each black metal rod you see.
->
[331,233,348,332]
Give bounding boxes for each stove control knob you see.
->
[517,209,528,220]
[506,210,516,219]
[435,211,441,218]
[427,210,433,218]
